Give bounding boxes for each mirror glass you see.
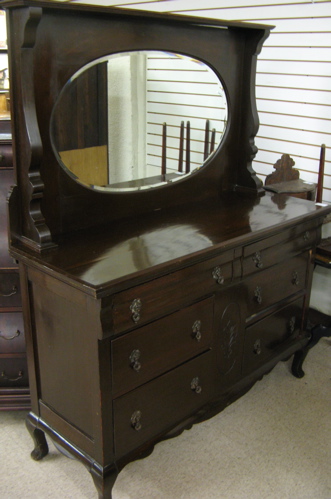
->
[51,51,228,191]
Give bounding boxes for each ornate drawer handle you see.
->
[131,410,142,431]
[292,271,300,286]
[254,286,262,304]
[303,231,310,241]
[288,316,296,334]
[252,251,263,269]
[253,339,261,355]
[1,370,23,382]
[212,266,225,285]
[130,298,142,323]
[0,285,18,297]
[129,349,141,372]
[192,320,202,342]
[0,329,21,341]
[191,377,202,394]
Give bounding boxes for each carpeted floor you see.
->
[1,338,330,499]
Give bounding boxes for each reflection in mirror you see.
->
[51,51,228,191]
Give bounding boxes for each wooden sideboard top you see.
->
[10,192,331,295]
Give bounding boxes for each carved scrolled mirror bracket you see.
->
[12,7,56,252]
[235,29,271,195]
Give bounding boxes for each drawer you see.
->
[242,298,304,375]
[243,222,318,276]
[0,272,21,308]
[112,297,214,397]
[0,312,25,353]
[245,252,308,320]
[111,250,234,334]
[0,169,16,268]
[113,350,215,459]
[0,357,29,387]
[0,144,13,168]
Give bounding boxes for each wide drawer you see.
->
[0,272,21,308]
[112,297,214,397]
[111,250,234,334]
[245,252,308,320]
[243,222,318,276]
[0,357,29,387]
[0,312,25,353]
[242,297,304,375]
[113,350,215,459]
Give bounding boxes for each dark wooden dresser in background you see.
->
[0,118,30,410]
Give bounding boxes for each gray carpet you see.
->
[1,339,330,499]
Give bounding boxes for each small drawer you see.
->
[113,350,215,459]
[0,357,29,387]
[0,313,25,353]
[0,144,13,168]
[112,297,214,397]
[242,298,304,375]
[245,252,308,320]
[111,250,233,335]
[0,272,21,308]
[243,223,318,276]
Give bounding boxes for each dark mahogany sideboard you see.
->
[0,119,30,410]
[2,1,331,497]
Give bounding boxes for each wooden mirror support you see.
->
[2,1,331,497]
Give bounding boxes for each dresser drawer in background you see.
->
[111,250,234,335]
[0,272,21,308]
[245,252,308,321]
[0,143,13,169]
[242,297,304,375]
[112,297,214,397]
[0,169,17,268]
[113,350,215,459]
[243,222,318,277]
[0,312,25,353]
[0,357,29,387]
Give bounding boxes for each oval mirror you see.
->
[51,51,228,191]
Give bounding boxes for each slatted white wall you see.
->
[146,52,227,175]
[67,0,331,202]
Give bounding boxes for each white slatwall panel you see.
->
[63,0,331,202]
[146,53,227,174]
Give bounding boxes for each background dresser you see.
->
[0,119,29,410]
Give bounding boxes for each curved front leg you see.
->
[292,324,331,378]
[90,464,118,499]
[25,414,49,461]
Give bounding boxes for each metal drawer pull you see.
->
[303,231,310,241]
[0,285,18,297]
[191,377,202,394]
[289,316,296,334]
[212,266,225,285]
[192,320,202,342]
[0,329,21,341]
[253,339,261,355]
[1,370,23,382]
[131,410,142,431]
[292,271,300,286]
[129,349,141,372]
[252,251,263,269]
[130,298,142,323]
[254,286,262,304]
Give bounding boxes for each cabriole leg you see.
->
[25,414,49,461]
[90,464,118,499]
